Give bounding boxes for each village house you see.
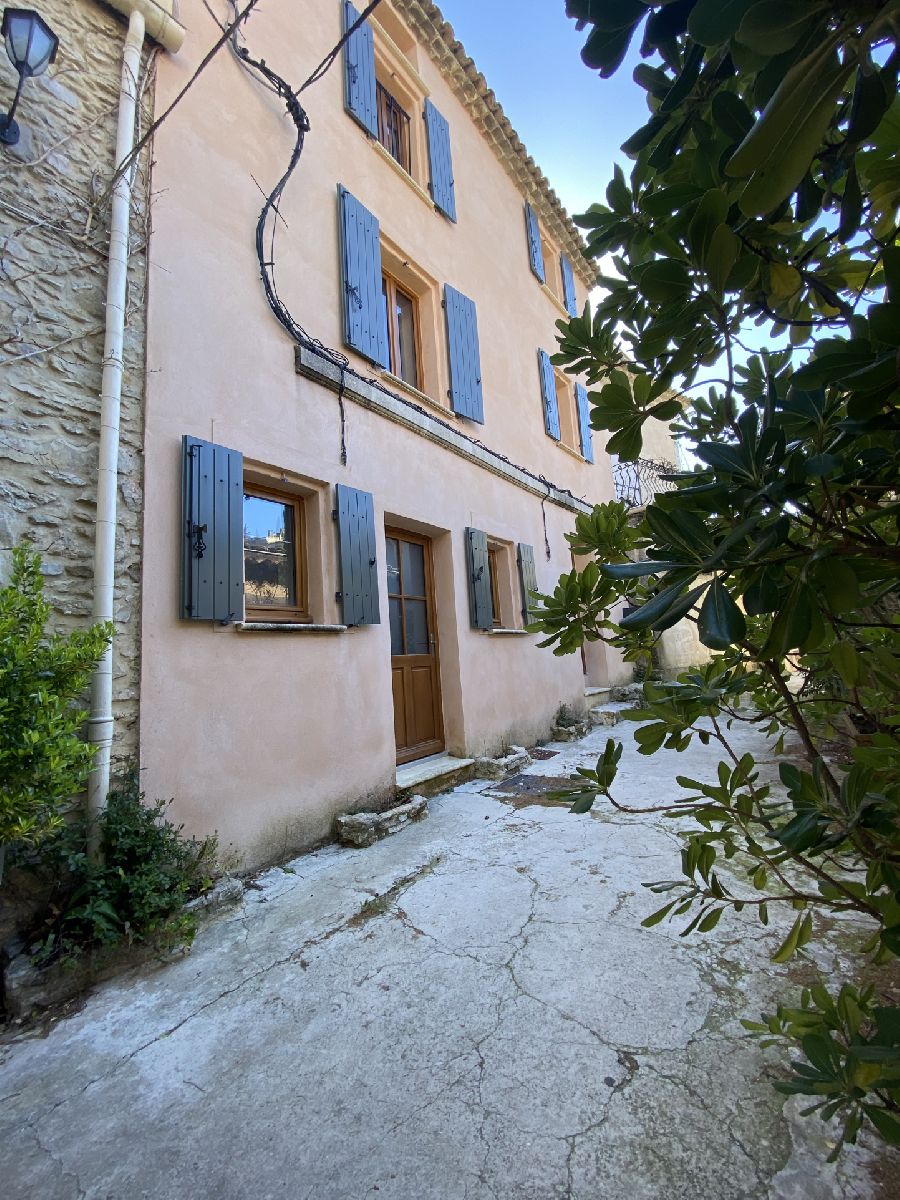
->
[1,0,696,870]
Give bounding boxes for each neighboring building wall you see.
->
[0,0,150,759]
[607,415,711,678]
[140,0,617,868]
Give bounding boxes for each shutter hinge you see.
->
[335,591,343,601]
[332,508,338,520]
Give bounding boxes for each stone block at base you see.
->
[472,746,532,780]
[336,796,428,848]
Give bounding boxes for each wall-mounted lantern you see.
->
[0,7,59,146]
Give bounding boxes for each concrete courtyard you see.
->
[0,720,893,1199]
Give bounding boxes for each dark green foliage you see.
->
[534,0,900,1155]
[31,769,217,963]
[0,548,112,848]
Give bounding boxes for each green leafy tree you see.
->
[531,0,900,1154]
[0,547,112,858]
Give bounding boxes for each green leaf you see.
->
[688,189,730,262]
[620,578,701,631]
[736,1,815,55]
[697,578,746,650]
[776,809,829,853]
[822,560,861,614]
[864,1106,900,1146]
[743,572,780,615]
[830,643,860,689]
[868,303,900,347]
[711,91,754,141]
[642,899,677,928]
[601,561,686,579]
[688,0,754,47]
[771,913,805,962]
[636,258,692,305]
[705,223,740,294]
[698,907,723,932]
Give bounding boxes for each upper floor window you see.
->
[376,81,412,174]
[524,202,578,316]
[381,271,420,389]
[343,3,457,221]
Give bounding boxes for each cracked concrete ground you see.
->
[1,721,896,1200]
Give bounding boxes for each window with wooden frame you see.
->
[242,485,309,622]
[554,369,580,453]
[541,230,561,300]
[487,546,502,628]
[373,28,426,187]
[380,271,421,389]
[376,80,412,173]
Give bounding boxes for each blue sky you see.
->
[436,0,649,218]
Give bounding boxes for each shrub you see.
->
[0,547,112,853]
[31,768,217,964]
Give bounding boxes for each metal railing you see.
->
[613,458,677,509]
[376,81,411,174]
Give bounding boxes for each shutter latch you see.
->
[188,520,208,560]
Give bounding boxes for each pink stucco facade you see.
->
[140,0,625,868]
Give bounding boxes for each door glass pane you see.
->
[243,494,296,608]
[386,537,400,594]
[401,540,426,597]
[404,598,429,655]
[389,596,404,656]
[395,289,418,387]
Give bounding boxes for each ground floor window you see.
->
[243,486,309,621]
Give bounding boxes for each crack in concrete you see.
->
[32,1130,85,1200]
[645,1062,771,1192]
[25,857,445,1131]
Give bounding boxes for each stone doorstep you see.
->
[335,796,428,848]
[395,754,476,798]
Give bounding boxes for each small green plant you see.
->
[32,768,217,964]
[0,546,112,851]
[743,984,900,1158]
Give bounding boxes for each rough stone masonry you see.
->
[0,0,153,760]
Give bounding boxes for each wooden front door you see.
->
[386,529,444,764]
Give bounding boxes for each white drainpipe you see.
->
[86,6,146,846]
[86,2,185,845]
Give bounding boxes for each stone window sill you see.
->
[370,138,436,211]
[379,369,451,417]
[556,440,589,464]
[235,622,348,633]
[486,627,529,636]
[540,282,571,318]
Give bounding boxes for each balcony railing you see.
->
[376,81,411,175]
[613,458,677,510]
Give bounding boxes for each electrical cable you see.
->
[227,0,587,510]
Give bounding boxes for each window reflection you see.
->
[243,494,296,609]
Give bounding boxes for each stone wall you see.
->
[0,0,152,761]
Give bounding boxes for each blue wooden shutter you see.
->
[524,203,545,283]
[181,435,243,622]
[560,254,578,317]
[424,99,457,222]
[465,528,492,630]
[343,1,377,137]
[538,349,560,440]
[335,484,380,626]
[517,543,539,624]
[338,186,387,366]
[445,284,484,423]
[575,383,594,463]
